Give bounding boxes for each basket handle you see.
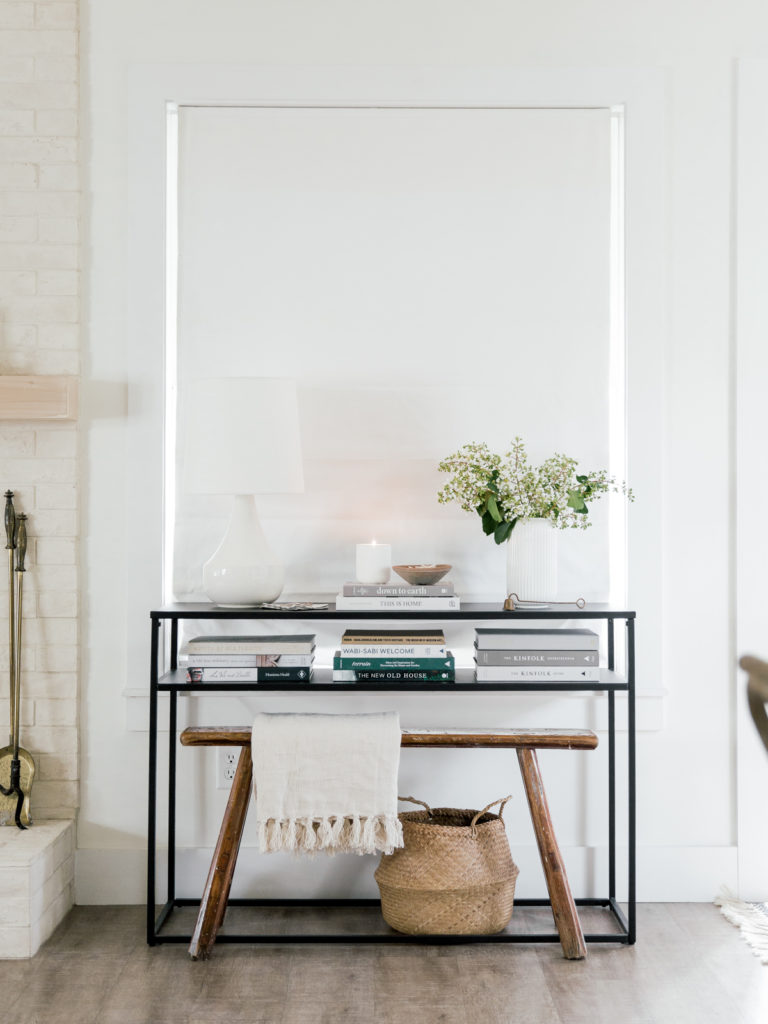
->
[398,795,434,817]
[470,796,512,836]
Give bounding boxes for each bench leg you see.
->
[517,747,587,960]
[189,745,253,960]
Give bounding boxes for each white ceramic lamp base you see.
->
[203,494,285,607]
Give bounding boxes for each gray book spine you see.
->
[474,629,598,651]
[475,649,599,666]
[342,582,454,597]
[183,653,314,668]
[474,666,601,681]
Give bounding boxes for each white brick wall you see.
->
[0,0,79,824]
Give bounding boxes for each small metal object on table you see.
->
[146,602,636,954]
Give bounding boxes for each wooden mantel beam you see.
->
[0,376,78,421]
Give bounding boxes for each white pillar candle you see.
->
[355,542,391,584]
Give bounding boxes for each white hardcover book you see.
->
[337,645,448,658]
[182,653,314,668]
[335,595,460,611]
[474,665,601,681]
[186,634,316,654]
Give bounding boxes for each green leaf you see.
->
[567,490,587,511]
[494,521,514,544]
[481,511,497,535]
[486,494,502,523]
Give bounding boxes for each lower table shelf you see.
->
[152,896,631,946]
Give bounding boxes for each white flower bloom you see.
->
[437,438,633,543]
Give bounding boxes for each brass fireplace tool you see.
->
[0,491,35,827]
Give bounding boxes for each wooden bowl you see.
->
[392,564,451,586]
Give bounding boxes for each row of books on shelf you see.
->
[334,628,452,681]
[181,626,601,683]
[473,626,599,681]
[183,633,317,682]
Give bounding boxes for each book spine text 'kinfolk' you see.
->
[474,650,599,667]
[474,666,601,681]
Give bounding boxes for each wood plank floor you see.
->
[0,903,765,1023]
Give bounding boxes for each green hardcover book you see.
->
[332,668,455,682]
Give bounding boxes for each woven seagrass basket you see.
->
[374,796,519,935]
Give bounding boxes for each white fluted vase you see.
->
[505,519,558,603]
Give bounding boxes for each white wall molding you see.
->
[122,62,666,694]
[78,61,672,905]
[734,58,768,900]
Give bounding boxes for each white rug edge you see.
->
[715,887,768,964]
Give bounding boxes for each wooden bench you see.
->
[180,726,598,961]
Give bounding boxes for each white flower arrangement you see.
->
[437,438,633,544]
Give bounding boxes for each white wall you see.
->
[173,105,614,605]
[79,1,768,903]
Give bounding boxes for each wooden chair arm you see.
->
[740,655,768,753]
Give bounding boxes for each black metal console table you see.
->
[146,602,636,948]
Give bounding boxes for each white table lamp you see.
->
[184,378,304,606]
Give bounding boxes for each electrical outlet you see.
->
[217,749,238,789]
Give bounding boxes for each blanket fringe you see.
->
[715,888,768,964]
[257,813,403,856]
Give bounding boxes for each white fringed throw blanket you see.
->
[251,711,403,856]
[716,889,768,963]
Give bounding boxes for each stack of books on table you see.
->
[334,581,460,612]
[333,628,455,683]
[474,628,600,682]
[183,634,316,683]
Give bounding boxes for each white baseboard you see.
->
[75,843,737,906]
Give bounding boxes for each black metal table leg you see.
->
[607,619,616,899]
[168,689,177,905]
[627,616,636,943]
[147,617,161,945]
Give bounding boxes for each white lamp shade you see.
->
[183,377,304,495]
